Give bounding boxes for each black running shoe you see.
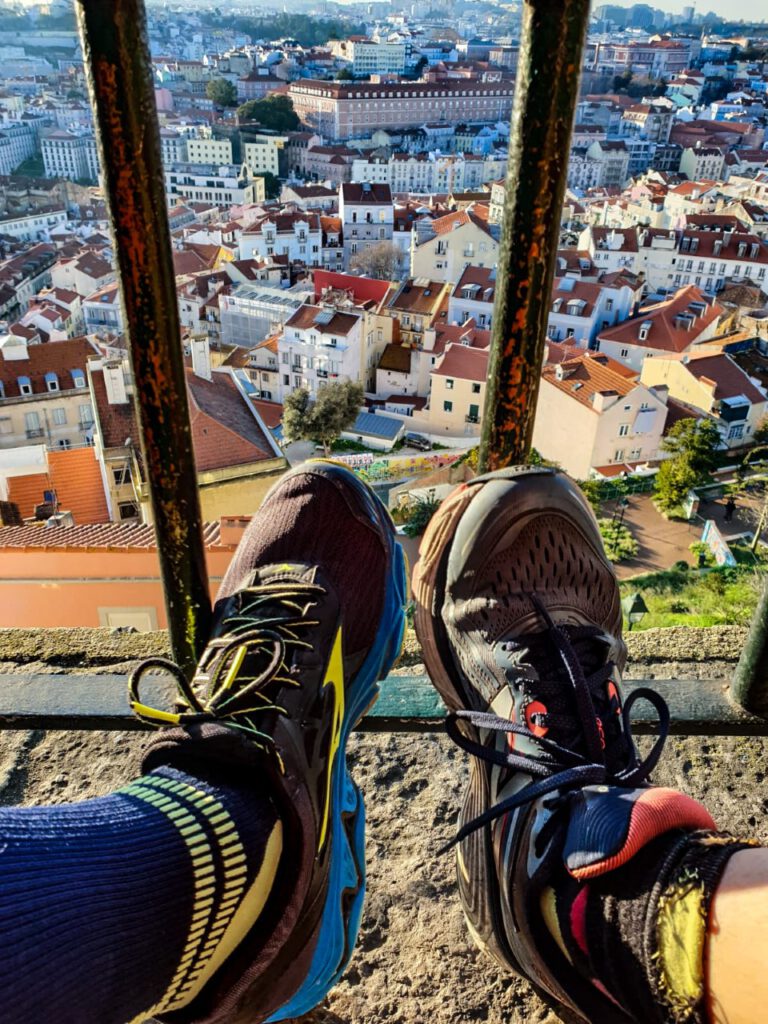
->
[131,461,407,1024]
[413,467,715,1022]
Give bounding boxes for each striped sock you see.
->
[0,764,282,1024]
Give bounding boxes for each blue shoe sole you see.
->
[266,465,408,1021]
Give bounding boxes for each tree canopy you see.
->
[349,241,402,280]
[259,171,281,199]
[282,381,363,455]
[237,95,299,132]
[206,78,238,108]
[655,417,721,512]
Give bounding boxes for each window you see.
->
[118,502,138,521]
[620,348,629,358]
[472,383,481,394]
[79,403,94,427]
[58,439,71,449]
[52,407,67,426]
[613,449,625,461]
[283,374,289,386]
[25,410,42,437]
[618,424,630,437]
[45,372,59,392]
[445,378,454,390]
[728,423,745,440]
[443,400,453,412]
[630,448,642,459]
[0,417,12,435]
[72,369,86,388]
[112,465,130,486]
[18,375,32,396]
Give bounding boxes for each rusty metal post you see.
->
[478,0,591,472]
[75,0,211,678]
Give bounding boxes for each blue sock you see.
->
[0,765,281,1024]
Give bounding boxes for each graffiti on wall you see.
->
[332,451,464,483]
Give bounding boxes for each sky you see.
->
[606,0,768,19]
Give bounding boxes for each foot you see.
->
[413,467,715,1022]
[132,461,407,1023]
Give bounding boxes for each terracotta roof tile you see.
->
[541,351,638,411]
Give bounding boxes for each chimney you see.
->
[103,360,128,404]
[191,336,212,381]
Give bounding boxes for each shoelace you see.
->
[129,581,326,765]
[441,595,670,854]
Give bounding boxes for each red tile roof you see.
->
[597,286,724,354]
[187,370,274,473]
[0,337,99,398]
[0,520,225,550]
[432,343,489,382]
[285,303,360,336]
[683,353,766,405]
[541,351,638,411]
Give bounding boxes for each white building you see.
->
[279,303,363,400]
[243,135,287,177]
[164,163,264,207]
[0,122,36,175]
[42,129,100,183]
[339,182,394,269]
[239,210,322,266]
[329,38,406,77]
[219,283,314,348]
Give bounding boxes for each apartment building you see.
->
[350,151,506,195]
[426,343,488,437]
[41,129,99,183]
[386,278,451,347]
[339,182,394,269]
[164,163,264,207]
[680,145,726,182]
[640,351,768,449]
[411,209,499,283]
[585,140,631,188]
[289,76,514,143]
[243,135,287,177]
[83,282,123,337]
[0,243,58,319]
[0,334,99,451]
[279,303,363,400]
[185,136,233,166]
[596,286,725,372]
[0,207,68,242]
[239,211,322,266]
[640,228,768,293]
[329,38,406,77]
[547,272,642,348]
[0,122,36,175]
[447,266,496,329]
[592,39,694,79]
[532,352,669,478]
[579,226,640,274]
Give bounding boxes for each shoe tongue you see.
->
[521,627,608,684]
[247,562,320,587]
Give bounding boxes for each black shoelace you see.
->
[129,581,325,766]
[440,596,670,854]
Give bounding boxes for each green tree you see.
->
[661,418,721,477]
[237,95,299,132]
[206,78,238,108]
[752,418,768,446]
[655,455,699,513]
[335,68,354,81]
[259,171,280,199]
[282,381,363,456]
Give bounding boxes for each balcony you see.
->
[465,415,479,424]
[25,428,44,438]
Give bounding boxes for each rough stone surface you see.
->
[0,627,765,1023]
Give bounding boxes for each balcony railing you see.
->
[25,427,44,438]
[5,0,767,736]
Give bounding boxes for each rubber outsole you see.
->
[267,463,408,1021]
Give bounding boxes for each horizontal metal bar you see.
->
[0,674,764,736]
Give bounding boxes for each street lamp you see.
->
[621,592,648,631]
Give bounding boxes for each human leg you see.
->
[414,467,755,1024]
[0,462,406,1024]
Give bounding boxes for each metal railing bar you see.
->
[479,0,590,472]
[0,673,764,737]
[75,0,212,678]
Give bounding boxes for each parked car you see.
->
[404,432,431,451]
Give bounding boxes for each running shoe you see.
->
[132,461,407,1024]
